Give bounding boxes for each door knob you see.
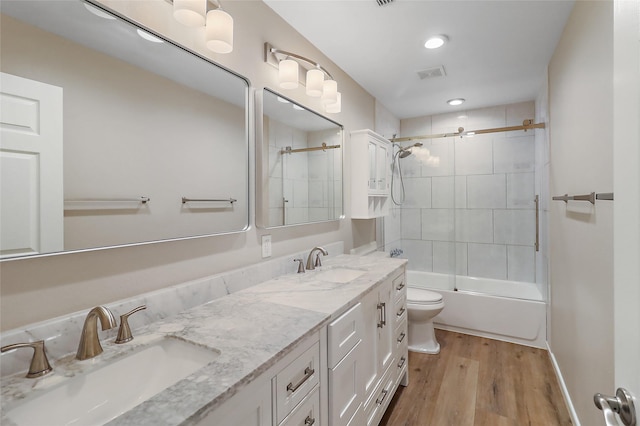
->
[594,388,636,426]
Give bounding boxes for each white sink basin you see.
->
[314,268,366,283]
[6,337,219,425]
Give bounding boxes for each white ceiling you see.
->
[264,0,575,119]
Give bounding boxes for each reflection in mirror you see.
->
[0,0,250,259]
[259,89,343,228]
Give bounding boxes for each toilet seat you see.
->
[407,287,443,305]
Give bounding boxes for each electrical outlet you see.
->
[261,235,272,258]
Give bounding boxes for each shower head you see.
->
[399,149,413,158]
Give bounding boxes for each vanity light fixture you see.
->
[264,42,341,114]
[171,0,233,54]
[424,35,448,49]
[447,98,465,106]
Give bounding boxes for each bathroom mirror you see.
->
[0,0,250,259]
[257,88,343,228]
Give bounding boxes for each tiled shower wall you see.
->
[384,102,542,284]
[267,119,341,226]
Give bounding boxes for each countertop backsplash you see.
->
[0,241,344,378]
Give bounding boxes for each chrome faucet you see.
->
[306,246,328,271]
[76,306,117,360]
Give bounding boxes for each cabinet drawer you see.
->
[392,272,406,301]
[394,319,408,355]
[275,341,320,424]
[279,385,320,426]
[364,363,396,426]
[393,294,406,328]
[328,303,363,368]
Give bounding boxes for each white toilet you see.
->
[407,287,445,354]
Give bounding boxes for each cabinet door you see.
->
[194,379,271,426]
[329,341,362,426]
[368,141,377,191]
[375,142,389,193]
[361,289,380,397]
[377,279,394,375]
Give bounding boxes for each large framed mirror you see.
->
[0,0,250,259]
[257,88,343,228]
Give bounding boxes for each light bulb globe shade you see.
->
[279,59,299,90]
[321,80,338,105]
[173,0,206,27]
[424,35,448,49]
[447,98,465,106]
[206,9,233,53]
[306,69,324,97]
[325,92,341,114]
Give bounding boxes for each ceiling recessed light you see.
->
[447,98,465,106]
[136,29,163,43]
[424,35,448,49]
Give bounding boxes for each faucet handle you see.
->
[294,258,305,273]
[115,305,147,344]
[1,340,52,378]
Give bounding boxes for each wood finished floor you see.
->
[380,330,573,426]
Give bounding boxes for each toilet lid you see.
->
[407,287,443,304]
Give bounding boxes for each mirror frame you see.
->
[256,88,345,229]
[0,0,252,261]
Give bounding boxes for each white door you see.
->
[597,0,640,424]
[0,72,63,258]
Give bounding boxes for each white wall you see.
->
[0,0,377,331]
[548,2,614,425]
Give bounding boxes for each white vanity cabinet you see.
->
[195,332,321,426]
[361,268,408,426]
[350,130,392,219]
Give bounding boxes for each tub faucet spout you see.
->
[76,306,117,360]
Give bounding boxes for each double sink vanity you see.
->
[1,253,408,426]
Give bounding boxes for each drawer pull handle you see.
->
[398,357,406,368]
[376,389,389,405]
[377,303,385,328]
[396,282,405,291]
[305,416,316,426]
[286,367,315,393]
[397,332,406,343]
[396,307,406,317]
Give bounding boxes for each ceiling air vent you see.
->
[376,0,394,6]
[417,66,446,80]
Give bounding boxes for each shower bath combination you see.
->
[391,140,423,205]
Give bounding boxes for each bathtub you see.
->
[407,270,547,348]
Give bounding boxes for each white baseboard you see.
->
[547,343,581,426]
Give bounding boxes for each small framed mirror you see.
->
[257,88,343,228]
[0,0,250,259]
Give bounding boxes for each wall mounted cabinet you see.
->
[350,130,392,219]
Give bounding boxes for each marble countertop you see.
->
[1,254,406,426]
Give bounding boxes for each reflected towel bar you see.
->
[64,197,150,210]
[596,193,614,201]
[181,197,237,204]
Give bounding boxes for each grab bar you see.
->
[181,197,237,204]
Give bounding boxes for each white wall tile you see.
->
[432,111,467,134]
[401,208,422,239]
[400,239,433,271]
[507,172,535,209]
[269,177,283,208]
[384,207,402,246]
[507,245,535,283]
[308,180,325,208]
[467,174,506,209]
[432,176,454,208]
[455,136,493,175]
[467,105,506,129]
[292,179,309,208]
[421,140,454,177]
[493,135,535,173]
[421,209,454,241]
[494,210,536,245]
[400,115,431,136]
[455,176,467,208]
[468,243,507,280]
[432,241,468,275]
[403,177,432,208]
[395,151,421,177]
[455,209,493,243]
